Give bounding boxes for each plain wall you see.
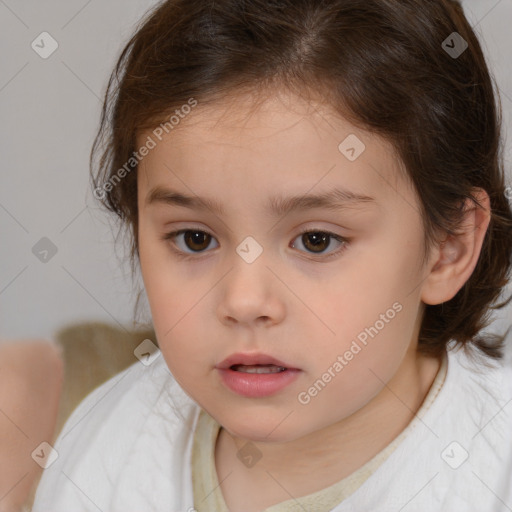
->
[1,0,511,341]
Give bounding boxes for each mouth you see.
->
[216,352,299,371]
[230,364,287,374]
[216,353,301,398]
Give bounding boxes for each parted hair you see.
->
[90,0,512,360]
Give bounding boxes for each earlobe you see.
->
[421,188,491,306]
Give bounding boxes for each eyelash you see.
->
[161,228,349,261]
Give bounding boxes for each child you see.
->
[32,0,512,510]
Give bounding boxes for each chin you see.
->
[218,412,309,444]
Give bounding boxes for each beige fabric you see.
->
[52,321,156,439]
[192,352,448,511]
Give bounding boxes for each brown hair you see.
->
[90,0,512,361]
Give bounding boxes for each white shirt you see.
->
[32,345,512,512]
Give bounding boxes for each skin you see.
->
[136,89,490,511]
[0,341,63,512]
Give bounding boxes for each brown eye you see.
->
[183,230,212,251]
[163,229,219,254]
[163,228,348,260]
[291,230,347,258]
[301,232,330,253]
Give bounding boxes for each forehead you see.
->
[136,90,414,212]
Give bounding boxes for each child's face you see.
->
[137,90,437,443]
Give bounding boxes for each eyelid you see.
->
[292,228,348,260]
[161,228,219,258]
[161,226,349,260]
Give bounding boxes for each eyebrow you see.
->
[145,186,377,217]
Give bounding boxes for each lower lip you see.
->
[217,368,301,398]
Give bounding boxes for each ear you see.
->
[421,188,491,305]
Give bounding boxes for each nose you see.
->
[216,257,286,328]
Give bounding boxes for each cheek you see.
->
[137,223,227,384]
[138,228,191,349]
[297,254,421,408]
[139,222,184,313]
[144,274,207,366]
[309,251,419,345]
[299,321,412,422]
[139,261,214,377]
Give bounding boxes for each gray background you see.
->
[1,0,511,342]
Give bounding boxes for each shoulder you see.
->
[446,345,512,455]
[446,343,512,417]
[419,345,512,448]
[56,350,171,442]
[411,346,512,506]
[32,353,199,511]
[338,345,512,510]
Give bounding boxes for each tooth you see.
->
[233,365,286,374]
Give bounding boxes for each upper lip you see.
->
[216,352,298,370]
